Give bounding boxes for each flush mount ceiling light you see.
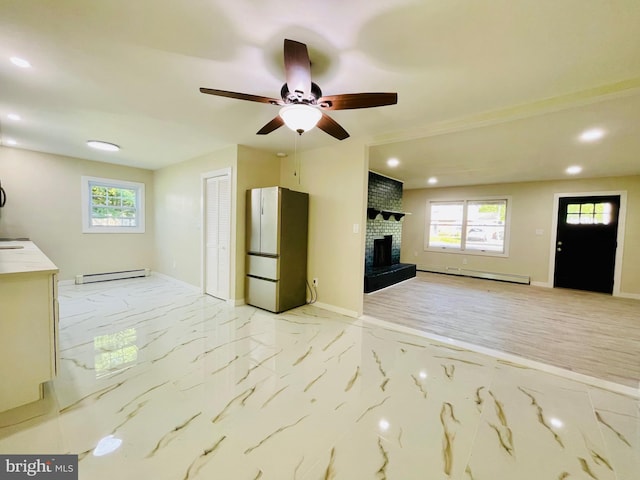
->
[10,56,31,68]
[87,140,120,152]
[386,158,400,167]
[278,104,322,135]
[579,128,605,143]
[7,113,21,121]
[566,165,582,175]
[5,139,17,146]
[427,177,438,185]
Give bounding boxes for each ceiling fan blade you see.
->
[317,113,350,140]
[284,39,311,98]
[200,88,283,105]
[256,116,284,135]
[318,92,398,110]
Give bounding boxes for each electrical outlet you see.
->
[312,278,318,287]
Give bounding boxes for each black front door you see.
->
[554,195,620,294]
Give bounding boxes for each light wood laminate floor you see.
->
[363,272,640,388]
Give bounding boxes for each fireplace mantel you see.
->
[367,207,411,221]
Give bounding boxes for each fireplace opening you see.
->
[373,235,393,268]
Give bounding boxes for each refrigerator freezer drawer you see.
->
[247,276,279,313]
[246,255,279,280]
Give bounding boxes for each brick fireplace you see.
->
[364,172,416,293]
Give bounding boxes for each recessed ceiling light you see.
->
[87,140,120,152]
[579,128,605,143]
[10,56,31,68]
[276,152,288,158]
[7,113,21,121]
[387,158,400,167]
[5,139,17,146]
[566,165,582,175]
[427,177,438,185]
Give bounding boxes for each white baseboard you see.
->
[229,298,245,306]
[531,281,552,288]
[312,301,360,318]
[150,271,200,292]
[617,291,640,300]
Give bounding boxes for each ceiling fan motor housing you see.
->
[281,82,323,105]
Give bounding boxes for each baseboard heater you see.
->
[418,265,530,285]
[75,268,151,285]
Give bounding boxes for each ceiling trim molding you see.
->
[368,77,640,147]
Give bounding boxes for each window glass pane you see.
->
[466,200,506,252]
[580,203,594,214]
[567,204,580,214]
[88,184,139,228]
[428,202,463,249]
[566,213,580,224]
[91,186,107,196]
[426,198,508,254]
[580,215,594,224]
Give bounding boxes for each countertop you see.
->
[0,241,59,275]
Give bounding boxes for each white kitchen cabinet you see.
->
[0,241,59,412]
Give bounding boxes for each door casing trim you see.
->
[548,191,627,296]
[201,167,233,300]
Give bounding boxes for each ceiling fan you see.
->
[200,39,398,140]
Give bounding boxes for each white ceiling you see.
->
[1,0,640,188]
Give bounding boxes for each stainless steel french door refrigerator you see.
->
[246,187,309,313]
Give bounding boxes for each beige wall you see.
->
[402,175,640,296]
[153,140,368,315]
[153,144,281,301]
[153,145,238,290]
[280,140,369,316]
[0,147,154,280]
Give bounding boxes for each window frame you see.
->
[81,176,145,234]
[424,196,511,257]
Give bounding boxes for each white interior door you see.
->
[205,174,230,300]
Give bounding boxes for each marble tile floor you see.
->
[0,275,638,479]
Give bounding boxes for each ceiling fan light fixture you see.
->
[279,104,322,134]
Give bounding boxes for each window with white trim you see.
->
[425,198,509,255]
[81,176,145,233]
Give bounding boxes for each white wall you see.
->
[402,175,640,296]
[0,147,155,280]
